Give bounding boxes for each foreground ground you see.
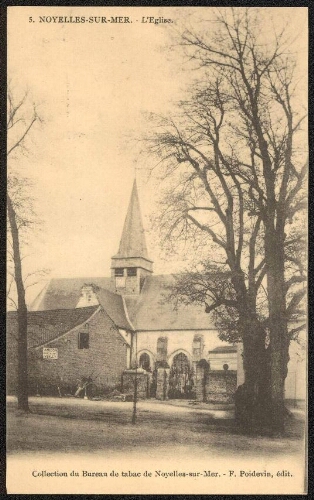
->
[7,396,305,460]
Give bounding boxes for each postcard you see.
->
[6,5,307,494]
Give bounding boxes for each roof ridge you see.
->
[28,280,51,311]
[96,286,121,297]
[7,304,99,315]
[95,288,133,331]
[50,276,111,282]
[121,296,135,331]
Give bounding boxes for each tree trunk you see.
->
[7,196,29,412]
[264,224,288,435]
[236,318,271,433]
[231,270,271,433]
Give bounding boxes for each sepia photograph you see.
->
[6,5,307,494]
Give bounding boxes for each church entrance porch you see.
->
[168,353,195,400]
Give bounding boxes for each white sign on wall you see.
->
[43,347,58,359]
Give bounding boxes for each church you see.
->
[7,180,305,403]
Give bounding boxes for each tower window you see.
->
[115,268,124,277]
[127,267,137,277]
[78,331,89,349]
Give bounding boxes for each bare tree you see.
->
[7,88,42,411]
[146,107,272,432]
[145,8,307,434]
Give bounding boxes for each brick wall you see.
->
[7,309,129,396]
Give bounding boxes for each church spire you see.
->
[115,179,149,260]
[111,179,153,295]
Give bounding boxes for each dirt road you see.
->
[7,396,305,460]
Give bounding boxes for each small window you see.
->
[115,268,124,277]
[127,267,137,277]
[78,332,89,349]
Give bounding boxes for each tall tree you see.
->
[7,88,42,411]
[145,8,307,433]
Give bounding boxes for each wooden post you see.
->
[132,331,138,424]
[132,364,138,424]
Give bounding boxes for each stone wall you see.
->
[195,366,237,404]
[122,370,149,399]
[155,367,170,400]
[195,360,210,402]
[204,370,237,404]
[7,309,129,396]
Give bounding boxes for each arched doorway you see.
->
[168,352,194,399]
[138,351,156,398]
[139,352,151,372]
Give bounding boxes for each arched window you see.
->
[139,352,151,371]
[168,352,193,399]
[172,352,190,373]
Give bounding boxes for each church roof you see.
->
[96,288,133,330]
[112,179,151,261]
[7,306,99,348]
[30,277,114,311]
[124,275,216,331]
[28,278,132,330]
[29,275,216,331]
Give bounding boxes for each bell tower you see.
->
[111,179,153,295]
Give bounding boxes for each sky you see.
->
[7,6,308,304]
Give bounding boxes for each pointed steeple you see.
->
[114,179,149,260]
[111,179,153,295]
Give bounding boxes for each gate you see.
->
[168,353,194,399]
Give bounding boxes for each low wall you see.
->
[122,370,149,399]
[196,368,237,404]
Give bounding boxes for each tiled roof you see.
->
[7,306,99,348]
[124,275,216,331]
[30,274,217,331]
[96,288,133,330]
[30,277,114,311]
